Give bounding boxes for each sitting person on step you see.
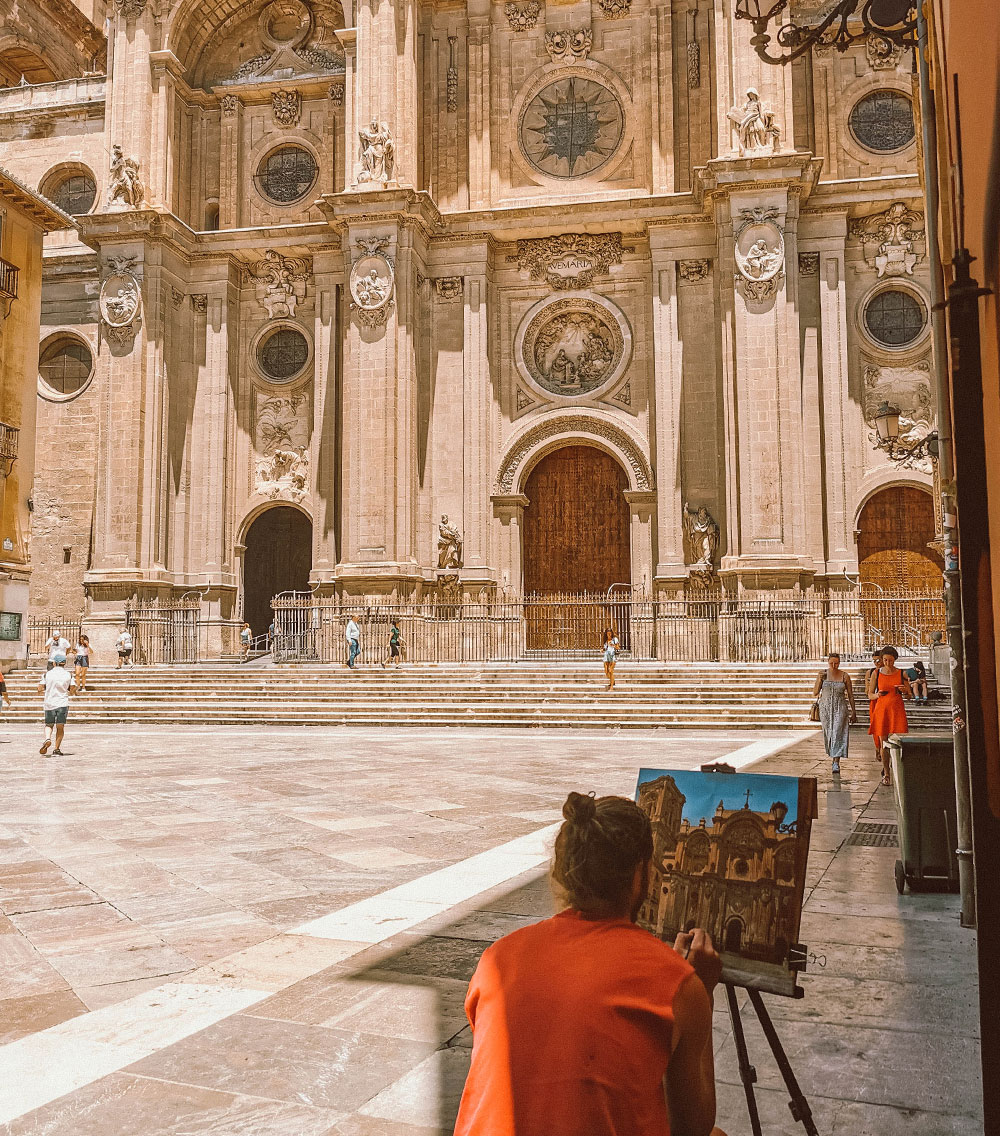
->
[454,790,727,1136]
[906,659,929,703]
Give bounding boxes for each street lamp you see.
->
[872,400,940,464]
[734,0,917,65]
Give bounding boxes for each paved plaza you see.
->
[0,724,983,1135]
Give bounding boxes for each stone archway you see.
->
[242,506,312,635]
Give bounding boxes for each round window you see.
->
[39,337,93,398]
[258,327,309,381]
[849,91,915,152]
[254,145,318,204]
[47,172,97,216]
[519,76,625,180]
[864,289,926,348]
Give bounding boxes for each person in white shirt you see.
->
[38,652,75,755]
[44,630,70,672]
[345,617,361,669]
[115,627,133,668]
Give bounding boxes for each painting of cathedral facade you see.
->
[636,768,816,990]
[0,0,944,655]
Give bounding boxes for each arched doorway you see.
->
[857,485,943,589]
[724,917,744,953]
[242,507,312,635]
[522,445,631,594]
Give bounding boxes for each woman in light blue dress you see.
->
[602,627,620,690]
[812,652,857,774]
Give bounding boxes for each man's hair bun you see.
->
[563,791,597,824]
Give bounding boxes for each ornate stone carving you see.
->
[434,277,464,301]
[271,89,301,127]
[863,359,934,471]
[597,0,632,18]
[329,80,345,108]
[613,381,632,407]
[544,28,593,63]
[446,36,458,112]
[437,514,464,568]
[100,255,142,345]
[798,252,819,276]
[496,414,653,493]
[505,1,540,31]
[512,232,623,291]
[866,31,902,70]
[246,250,311,319]
[191,294,208,313]
[357,118,395,184]
[687,40,700,88]
[107,144,144,209]
[170,287,184,307]
[734,206,785,303]
[255,448,309,503]
[256,390,310,454]
[221,94,240,118]
[350,237,395,328]
[437,572,462,603]
[683,503,720,584]
[114,0,146,20]
[850,202,924,278]
[678,259,710,283]
[520,77,624,179]
[726,88,780,156]
[516,295,631,399]
[516,388,533,412]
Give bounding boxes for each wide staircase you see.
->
[1,661,954,729]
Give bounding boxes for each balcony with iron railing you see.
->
[0,257,17,305]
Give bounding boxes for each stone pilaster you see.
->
[106,2,156,208]
[490,494,529,594]
[462,248,492,575]
[309,250,344,587]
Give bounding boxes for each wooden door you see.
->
[243,507,312,635]
[857,486,942,589]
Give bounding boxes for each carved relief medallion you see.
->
[100,256,142,344]
[734,206,785,303]
[349,237,395,328]
[519,77,624,179]
[515,293,632,401]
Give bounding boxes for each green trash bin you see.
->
[886,733,960,894]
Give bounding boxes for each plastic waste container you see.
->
[886,733,959,894]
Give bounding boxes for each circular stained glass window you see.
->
[47,172,97,216]
[849,91,915,152]
[39,337,93,397]
[864,289,926,348]
[519,76,624,180]
[255,145,318,204]
[258,327,309,381]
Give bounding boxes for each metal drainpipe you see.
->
[916,4,976,926]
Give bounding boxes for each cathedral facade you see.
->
[0,0,940,648]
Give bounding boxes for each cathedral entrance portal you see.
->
[522,446,631,653]
[242,507,312,637]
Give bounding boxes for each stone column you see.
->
[147,51,184,212]
[490,494,529,593]
[626,491,658,592]
[219,96,244,229]
[650,1,674,194]
[106,1,155,209]
[462,252,491,577]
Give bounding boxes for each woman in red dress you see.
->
[867,646,912,786]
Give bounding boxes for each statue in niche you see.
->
[727,88,780,155]
[683,503,720,582]
[437,514,464,569]
[358,118,395,184]
[107,144,144,208]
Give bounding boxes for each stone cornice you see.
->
[693,153,823,208]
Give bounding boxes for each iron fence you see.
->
[124,599,203,665]
[27,614,83,660]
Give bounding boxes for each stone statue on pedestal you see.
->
[727,88,780,156]
[683,503,720,583]
[437,514,463,569]
[107,145,144,208]
[358,119,395,184]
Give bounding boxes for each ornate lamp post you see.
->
[734,0,916,64]
[871,400,940,465]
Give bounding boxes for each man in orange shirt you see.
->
[455,791,726,1136]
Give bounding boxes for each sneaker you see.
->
[52,749,64,756]
[39,740,50,755]
[832,761,840,774]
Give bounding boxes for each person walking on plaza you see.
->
[864,648,883,762]
[73,635,93,694]
[240,621,252,661]
[382,620,403,668]
[38,652,75,756]
[906,658,929,702]
[812,652,857,775]
[44,628,69,672]
[0,667,11,717]
[345,616,361,669]
[455,790,726,1136]
[602,626,619,690]
[115,627,133,668]
[867,646,911,787]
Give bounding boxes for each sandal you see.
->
[880,775,891,786]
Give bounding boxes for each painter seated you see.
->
[455,791,727,1136]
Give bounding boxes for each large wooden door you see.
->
[523,445,630,594]
[857,486,942,589]
[243,507,312,635]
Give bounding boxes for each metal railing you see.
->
[0,421,18,463]
[0,257,17,302]
[27,614,83,660]
[124,599,203,665]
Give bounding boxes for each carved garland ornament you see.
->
[733,206,785,303]
[512,232,623,291]
[505,1,541,31]
[496,415,653,494]
[446,36,458,112]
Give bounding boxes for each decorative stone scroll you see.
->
[726,88,780,156]
[246,250,311,319]
[221,94,240,117]
[866,31,902,70]
[734,206,785,303]
[446,37,458,112]
[850,202,924,278]
[357,118,395,184]
[329,80,345,108]
[505,1,540,31]
[107,145,144,209]
[678,259,710,284]
[512,232,623,291]
[682,503,720,585]
[271,89,301,127]
[544,28,593,63]
[100,255,142,346]
[350,236,395,328]
[798,252,819,276]
[597,0,632,18]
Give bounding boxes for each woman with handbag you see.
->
[811,652,857,775]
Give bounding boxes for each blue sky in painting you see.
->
[635,768,799,829]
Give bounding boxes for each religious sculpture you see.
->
[107,144,144,208]
[357,118,395,184]
[437,514,464,569]
[726,88,780,156]
[734,206,785,302]
[104,288,138,324]
[743,239,783,280]
[248,250,310,319]
[350,238,395,328]
[355,268,391,306]
[100,255,142,345]
[255,448,309,503]
[683,503,720,583]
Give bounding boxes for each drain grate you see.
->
[846,821,899,847]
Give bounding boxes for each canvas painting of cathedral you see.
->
[635,768,817,996]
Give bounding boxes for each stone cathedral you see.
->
[0,0,942,647]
